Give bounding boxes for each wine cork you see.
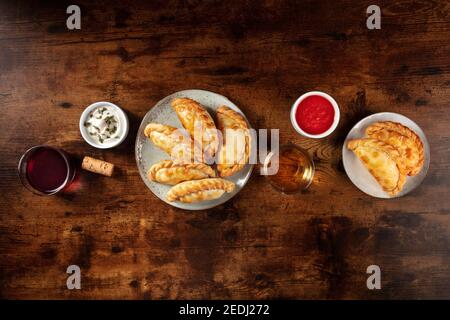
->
[82,156,114,176]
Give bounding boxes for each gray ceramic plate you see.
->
[135,89,254,210]
[342,112,430,198]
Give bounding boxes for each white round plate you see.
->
[135,89,254,210]
[342,112,430,198]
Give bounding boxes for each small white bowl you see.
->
[290,91,340,139]
[79,101,129,149]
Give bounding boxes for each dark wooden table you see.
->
[0,0,449,299]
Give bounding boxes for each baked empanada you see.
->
[167,178,235,203]
[216,106,251,177]
[365,121,424,176]
[147,160,215,185]
[171,98,219,161]
[144,123,199,163]
[347,138,406,195]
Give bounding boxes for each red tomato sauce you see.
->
[295,95,335,135]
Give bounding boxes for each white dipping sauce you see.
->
[83,106,120,144]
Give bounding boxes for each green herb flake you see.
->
[104,116,114,124]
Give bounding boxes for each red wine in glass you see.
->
[18,146,76,195]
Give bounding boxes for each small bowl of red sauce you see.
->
[290,91,340,138]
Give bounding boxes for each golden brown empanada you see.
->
[144,123,200,163]
[347,138,406,195]
[216,106,251,177]
[365,121,424,176]
[171,98,219,161]
[166,178,235,203]
[147,160,215,185]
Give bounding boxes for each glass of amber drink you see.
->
[263,144,314,193]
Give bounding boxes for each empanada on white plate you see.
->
[171,98,219,161]
[147,160,215,185]
[347,138,406,195]
[216,106,251,177]
[167,178,235,203]
[365,121,424,176]
[136,89,255,210]
[144,123,199,163]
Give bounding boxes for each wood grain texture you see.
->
[0,0,449,299]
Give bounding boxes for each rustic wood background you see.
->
[0,0,449,299]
